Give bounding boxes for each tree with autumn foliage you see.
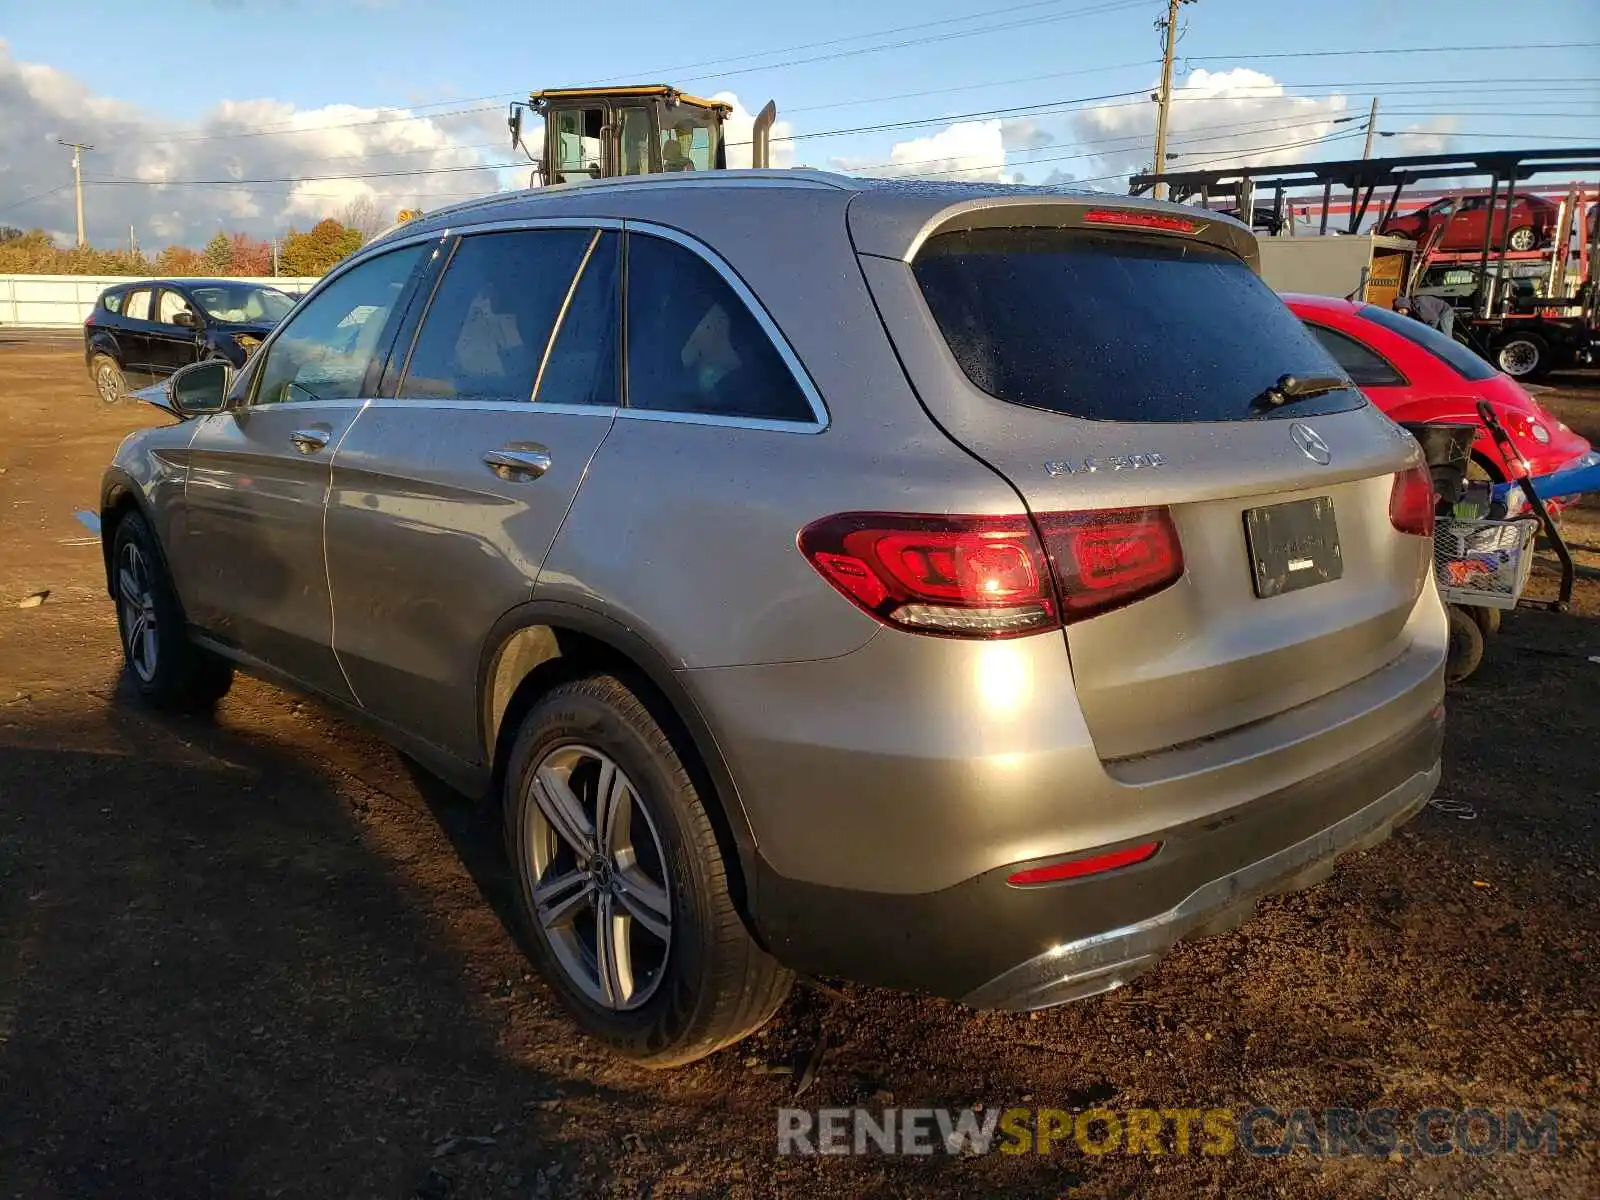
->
[279,219,364,276]
[154,244,206,276]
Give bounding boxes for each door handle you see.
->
[290,428,330,453]
[483,446,553,481]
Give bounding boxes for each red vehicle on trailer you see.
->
[1283,293,1592,485]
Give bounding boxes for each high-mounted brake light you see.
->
[1083,208,1200,234]
[1007,841,1161,887]
[1388,465,1435,537]
[798,507,1185,639]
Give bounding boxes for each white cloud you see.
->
[827,67,1457,190]
[829,115,1054,182]
[0,38,510,247]
[1070,68,1456,180]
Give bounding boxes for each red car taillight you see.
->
[1007,841,1161,887]
[1389,465,1436,537]
[1034,508,1184,623]
[798,507,1184,639]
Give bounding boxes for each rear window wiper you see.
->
[1248,373,1350,413]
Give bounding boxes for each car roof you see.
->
[372,170,1257,264]
[103,278,283,292]
[1280,292,1364,317]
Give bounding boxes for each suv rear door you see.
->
[324,224,621,762]
[856,202,1432,762]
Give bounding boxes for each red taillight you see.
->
[798,507,1184,639]
[1083,208,1200,234]
[1388,465,1435,537]
[798,513,1058,639]
[84,312,95,326]
[1007,841,1161,887]
[1036,507,1184,622]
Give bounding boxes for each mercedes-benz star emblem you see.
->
[1290,423,1331,465]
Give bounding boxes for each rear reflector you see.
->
[1388,465,1436,537]
[1083,208,1200,234]
[798,508,1184,639]
[1007,841,1161,887]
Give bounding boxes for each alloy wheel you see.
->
[1507,227,1536,252]
[96,362,123,404]
[117,542,159,683]
[522,744,673,1011]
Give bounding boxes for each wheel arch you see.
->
[479,600,762,922]
[99,470,152,599]
[86,331,125,363]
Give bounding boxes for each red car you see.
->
[1378,192,1559,252]
[1283,293,1591,484]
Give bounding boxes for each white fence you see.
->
[0,274,320,329]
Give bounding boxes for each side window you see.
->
[400,229,590,402]
[252,245,424,406]
[1304,323,1404,387]
[101,291,123,315]
[156,290,191,325]
[124,288,152,321]
[536,230,620,406]
[619,108,652,176]
[554,107,604,182]
[624,233,814,423]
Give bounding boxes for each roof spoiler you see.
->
[751,101,777,170]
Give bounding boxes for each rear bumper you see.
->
[963,751,1438,1009]
[747,701,1443,1004]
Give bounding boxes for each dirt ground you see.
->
[1,337,1597,1199]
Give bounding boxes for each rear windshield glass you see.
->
[912,227,1364,422]
[1355,303,1499,382]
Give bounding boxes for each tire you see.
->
[90,353,127,406]
[1506,226,1536,252]
[1494,333,1549,380]
[1445,604,1486,684]
[1469,606,1501,638]
[504,673,792,1067]
[111,511,234,710]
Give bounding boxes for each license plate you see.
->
[1243,497,1342,599]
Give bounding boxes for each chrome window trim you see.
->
[380,214,828,432]
[618,219,828,432]
[360,397,616,417]
[391,221,622,408]
[237,235,444,411]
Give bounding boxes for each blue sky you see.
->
[1,0,1595,244]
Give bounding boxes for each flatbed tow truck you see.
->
[1131,148,1600,379]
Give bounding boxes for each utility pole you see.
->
[271,237,280,277]
[1361,97,1381,159]
[1152,0,1194,200]
[57,140,93,247]
[129,224,138,258]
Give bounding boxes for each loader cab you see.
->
[512,86,733,186]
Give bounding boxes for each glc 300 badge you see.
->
[1045,453,1168,477]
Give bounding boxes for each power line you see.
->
[1188,39,1599,64]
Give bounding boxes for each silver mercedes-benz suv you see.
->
[101,171,1447,1065]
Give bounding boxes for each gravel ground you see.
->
[1,344,1596,1199]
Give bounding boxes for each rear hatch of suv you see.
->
[852,194,1435,761]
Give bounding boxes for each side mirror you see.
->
[173,310,196,329]
[167,359,233,418]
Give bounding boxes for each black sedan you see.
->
[84,278,296,403]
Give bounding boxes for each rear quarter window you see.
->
[1355,303,1498,382]
[912,227,1363,422]
[101,291,123,315]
